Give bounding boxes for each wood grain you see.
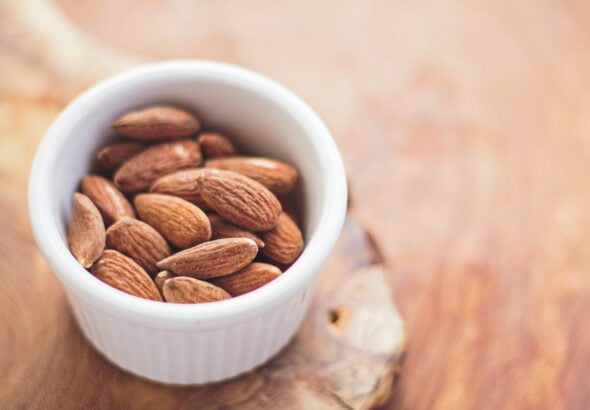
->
[0,1,403,408]
[5,0,590,407]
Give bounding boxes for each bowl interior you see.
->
[51,71,325,246]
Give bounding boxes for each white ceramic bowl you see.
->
[28,60,347,384]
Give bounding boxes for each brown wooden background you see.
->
[3,0,590,408]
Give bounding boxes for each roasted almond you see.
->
[106,217,171,276]
[198,169,281,231]
[114,140,202,193]
[261,212,304,264]
[97,141,146,170]
[211,262,281,296]
[150,168,209,210]
[68,193,105,268]
[157,238,258,279]
[198,132,237,158]
[91,250,162,301]
[154,270,175,292]
[162,277,230,304]
[81,175,135,225]
[208,213,264,248]
[112,105,200,141]
[134,193,211,248]
[205,156,298,195]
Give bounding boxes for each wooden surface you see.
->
[3,0,590,408]
[0,1,404,409]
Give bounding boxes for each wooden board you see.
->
[0,1,404,409]
[0,213,403,409]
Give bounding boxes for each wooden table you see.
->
[3,0,590,408]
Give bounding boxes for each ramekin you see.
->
[28,61,347,384]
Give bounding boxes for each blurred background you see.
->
[3,0,590,408]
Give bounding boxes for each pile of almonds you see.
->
[68,105,304,304]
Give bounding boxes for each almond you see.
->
[91,250,162,301]
[112,105,200,141]
[211,262,281,296]
[205,156,298,195]
[68,193,106,268]
[106,217,171,275]
[134,193,211,248]
[198,132,237,158]
[154,270,175,292]
[261,212,304,264]
[150,168,209,210]
[81,175,135,225]
[162,277,230,304]
[157,238,258,279]
[198,169,281,231]
[208,213,264,248]
[97,141,146,170]
[114,140,202,193]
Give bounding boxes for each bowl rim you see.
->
[28,60,347,328]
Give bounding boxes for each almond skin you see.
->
[211,263,281,296]
[157,238,258,279]
[198,169,282,231]
[163,277,230,304]
[106,217,171,276]
[205,156,298,195]
[134,193,211,248]
[114,140,202,194]
[81,175,135,225]
[208,213,264,248]
[150,168,209,210]
[91,250,162,301]
[154,270,175,292]
[97,141,146,170]
[198,133,237,158]
[112,105,200,141]
[68,193,106,268]
[261,212,304,264]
